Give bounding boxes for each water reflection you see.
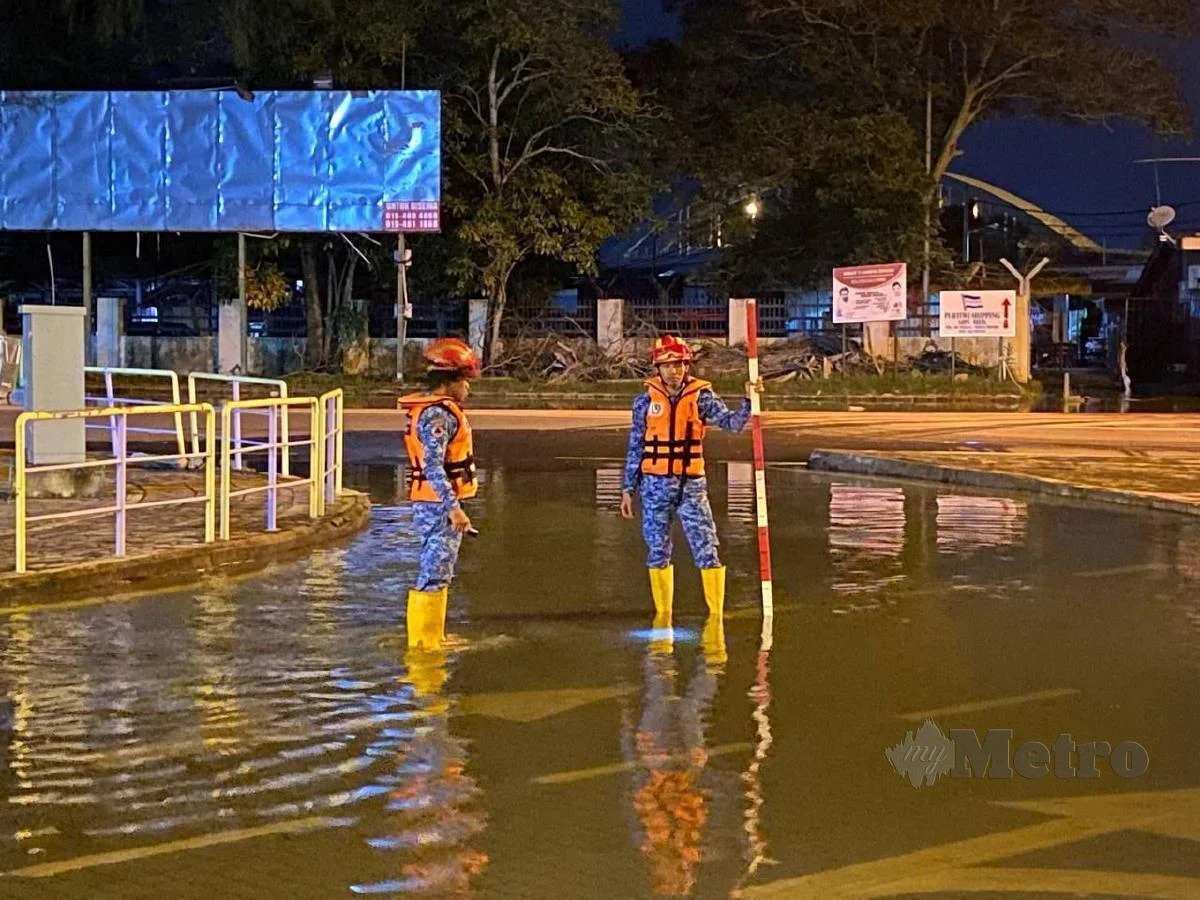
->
[595,467,625,513]
[351,647,488,895]
[936,494,1027,553]
[726,463,757,525]
[828,484,907,599]
[624,622,725,897]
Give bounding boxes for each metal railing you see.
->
[319,389,345,508]
[188,373,291,476]
[84,366,189,466]
[219,396,319,540]
[14,403,217,574]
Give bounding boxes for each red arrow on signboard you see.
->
[1002,296,1011,329]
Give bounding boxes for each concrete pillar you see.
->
[468,298,489,361]
[218,302,246,374]
[96,296,125,368]
[20,305,86,465]
[596,298,624,357]
[728,298,750,346]
[1014,290,1032,383]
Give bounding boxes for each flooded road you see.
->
[2,458,1200,897]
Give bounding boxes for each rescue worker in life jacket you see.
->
[620,335,762,627]
[399,338,482,651]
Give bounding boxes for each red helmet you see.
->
[650,334,693,365]
[424,338,482,378]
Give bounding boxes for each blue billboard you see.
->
[0,90,440,232]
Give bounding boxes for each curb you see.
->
[0,491,372,608]
[807,450,1200,520]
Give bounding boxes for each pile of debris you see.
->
[488,327,991,382]
[693,335,870,381]
[489,333,655,381]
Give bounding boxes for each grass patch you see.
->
[283,371,1037,408]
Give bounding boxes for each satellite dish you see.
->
[1148,205,1177,230]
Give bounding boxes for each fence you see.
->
[219,396,320,540]
[625,300,727,338]
[188,373,291,476]
[319,389,345,507]
[14,403,217,574]
[84,366,189,466]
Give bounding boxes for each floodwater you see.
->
[2,459,1200,898]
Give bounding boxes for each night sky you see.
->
[617,0,1200,251]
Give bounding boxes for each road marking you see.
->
[896,687,1080,722]
[4,816,346,878]
[457,686,636,723]
[745,787,1200,898]
[533,742,753,785]
[1074,562,1172,578]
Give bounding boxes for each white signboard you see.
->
[833,262,908,324]
[939,291,1016,337]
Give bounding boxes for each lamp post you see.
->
[999,256,1050,384]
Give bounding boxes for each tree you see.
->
[658,0,1197,290]
[427,0,655,362]
[742,0,1195,209]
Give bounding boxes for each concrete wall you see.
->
[123,337,215,372]
[249,338,305,376]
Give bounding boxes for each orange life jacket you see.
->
[399,394,478,503]
[640,376,711,478]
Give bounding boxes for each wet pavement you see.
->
[2,454,1200,898]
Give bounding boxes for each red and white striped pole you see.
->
[745,299,774,624]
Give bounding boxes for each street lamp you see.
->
[743,198,761,220]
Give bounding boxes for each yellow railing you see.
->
[14,404,217,574]
[191,373,291,476]
[219,396,320,540]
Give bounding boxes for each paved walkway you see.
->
[0,461,370,605]
[4,467,313,573]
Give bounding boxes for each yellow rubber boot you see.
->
[649,565,674,621]
[702,612,728,670]
[648,566,674,655]
[406,588,447,651]
[700,566,726,618]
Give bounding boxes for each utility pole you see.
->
[396,234,409,381]
[82,231,94,365]
[237,232,248,373]
[1000,256,1050,384]
[922,81,932,334]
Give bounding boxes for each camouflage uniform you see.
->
[412,406,466,592]
[623,387,750,570]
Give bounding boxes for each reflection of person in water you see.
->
[355,647,489,895]
[625,621,726,896]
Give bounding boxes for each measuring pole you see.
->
[745,299,774,624]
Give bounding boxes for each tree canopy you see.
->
[651,0,1197,290]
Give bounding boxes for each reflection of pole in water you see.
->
[737,636,775,890]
